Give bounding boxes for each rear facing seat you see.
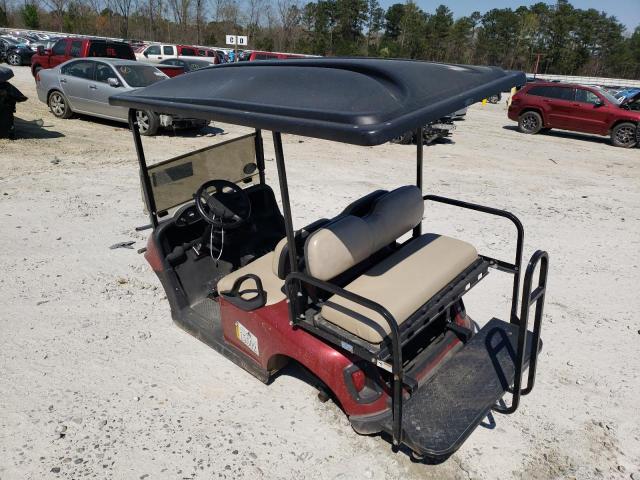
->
[303,186,479,344]
[218,186,478,341]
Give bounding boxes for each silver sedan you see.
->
[36,58,207,135]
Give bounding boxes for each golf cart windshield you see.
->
[146,133,258,212]
[116,64,166,88]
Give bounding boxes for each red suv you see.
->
[31,37,136,77]
[508,82,640,148]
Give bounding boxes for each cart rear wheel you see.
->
[518,111,542,134]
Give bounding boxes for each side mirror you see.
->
[36,45,44,55]
[107,77,120,87]
[143,51,148,57]
[594,100,605,108]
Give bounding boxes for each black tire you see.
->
[610,122,638,148]
[48,91,73,119]
[518,111,543,134]
[7,52,22,66]
[136,110,160,136]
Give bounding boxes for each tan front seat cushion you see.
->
[321,234,478,344]
[218,252,286,306]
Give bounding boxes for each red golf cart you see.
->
[111,59,549,461]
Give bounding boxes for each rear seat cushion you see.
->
[320,234,478,344]
[305,186,424,281]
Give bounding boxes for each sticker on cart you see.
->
[235,322,259,356]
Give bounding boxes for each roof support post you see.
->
[254,129,266,185]
[413,126,424,238]
[273,132,298,274]
[273,132,302,322]
[129,108,158,228]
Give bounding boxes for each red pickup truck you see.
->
[508,81,640,148]
[31,37,184,78]
[31,38,136,76]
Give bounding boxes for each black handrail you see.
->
[285,271,404,448]
[494,249,548,414]
[423,195,524,325]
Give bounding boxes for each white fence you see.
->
[528,73,640,89]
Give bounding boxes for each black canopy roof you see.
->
[110,58,525,146]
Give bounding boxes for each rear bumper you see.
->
[36,85,47,104]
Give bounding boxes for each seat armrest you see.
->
[220,274,267,311]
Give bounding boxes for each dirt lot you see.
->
[1,65,639,480]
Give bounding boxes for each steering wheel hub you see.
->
[194,180,251,229]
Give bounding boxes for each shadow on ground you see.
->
[502,125,611,146]
[71,114,225,137]
[13,117,64,139]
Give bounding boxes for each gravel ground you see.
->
[1,65,639,480]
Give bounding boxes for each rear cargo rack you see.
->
[286,196,549,454]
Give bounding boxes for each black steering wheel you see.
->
[194,180,251,229]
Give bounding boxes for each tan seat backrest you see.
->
[305,186,424,281]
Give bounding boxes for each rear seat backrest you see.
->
[304,186,424,281]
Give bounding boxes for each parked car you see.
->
[135,44,201,63]
[508,81,640,148]
[623,90,640,111]
[392,117,456,145]
[35,58,208,135]
[3,43,36,66]
[242,50,306,61]
[1,36,36,66]
[31,37,136,76]
[615,88,640,104]
[198,48,224,64]
[159,58,213,75]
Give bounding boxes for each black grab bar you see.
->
[285,272,405,449]
[494,249,549,414]
[423,195,525,325]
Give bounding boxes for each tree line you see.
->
[1,0,639,79]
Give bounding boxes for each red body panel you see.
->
[145,236,467,418]
[508,82,640,135]
[219,297,390,416]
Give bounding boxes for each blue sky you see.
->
[380,0,640,34]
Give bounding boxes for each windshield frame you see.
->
[144,132,262,214]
